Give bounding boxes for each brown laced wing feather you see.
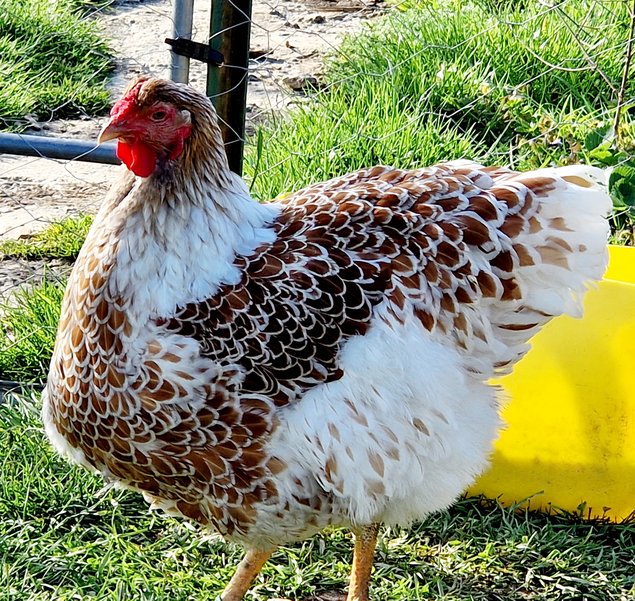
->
[161,163,560,407]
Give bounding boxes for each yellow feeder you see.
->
[470,245,635,522]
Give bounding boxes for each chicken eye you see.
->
[150,110,167,122]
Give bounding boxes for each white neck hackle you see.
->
[89,79,281,321]
[109,176,278,319]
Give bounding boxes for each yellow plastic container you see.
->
[470,246,635,522]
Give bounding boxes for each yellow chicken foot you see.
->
[347,523,380,601]
[220,548,273,601]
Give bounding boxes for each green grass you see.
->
[0,279,64,382]
[245,0,635,208]
[0,395,632,601]
[0,215,93,260]
[246,81,487,201]
[0,0,113,129]
[331,0,626,132]
[0,216,92,383]
[0,214,89,382]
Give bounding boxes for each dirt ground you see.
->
[0,0,384,242]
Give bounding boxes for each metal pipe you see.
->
[207,0,253,176]
[0,132,119,165]
[170,0,195,83]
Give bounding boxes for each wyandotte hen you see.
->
[43,77,610,600]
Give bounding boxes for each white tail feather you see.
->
[468,164,612,376]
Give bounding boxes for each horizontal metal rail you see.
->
[0,132,120,165]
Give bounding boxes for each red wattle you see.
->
[116,140,157,178]
[116,140,133,167]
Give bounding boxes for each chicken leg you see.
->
[347,523,380,601]
[221,548,273,601]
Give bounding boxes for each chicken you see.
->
[42,76,610,601]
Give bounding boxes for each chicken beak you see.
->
[98,119,126,144]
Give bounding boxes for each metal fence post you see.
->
[170,0,195,83]
[207,0,253,176]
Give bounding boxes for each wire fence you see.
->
[0,0,634,383]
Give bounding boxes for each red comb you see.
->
[110,80,145,120]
